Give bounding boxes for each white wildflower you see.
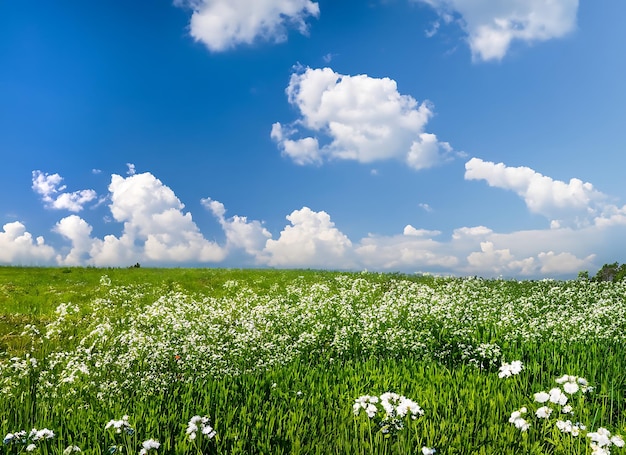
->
[498,360,524,378]
[187,415,216,440]
[535,406,552,419]
[588,427,612,448]
[139,438,160,455]
[611,435,625,447]
[548,387,568,406]
[509,407,530,431]
[422,447,436,455]
[534,391,550,403]
[563,381,579,394]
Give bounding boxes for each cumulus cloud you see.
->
[0,221,55,265]
[263,207,353,268]
[417,0,578,61]
[101,173,226,264]
[465,158,608,227]
[356,231,458,271]
[272,67,459,169]
[32,170,97,212]
[174,0,319,52]
[202,197,272,258]
[53,215,94,266]
[52,172,228,266]
[7,166,626,278]
[403,225,440,237]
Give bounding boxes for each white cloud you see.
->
[272,67,459,169]
[537,251,594,275]
[465,158,607,227]
[356,232,458,270]
[0,221,55,265]
[32,170,97,212]
[8,166,626,278]
[403,225,440,237]
[263,207,353,268]
[174,0,320,52]
[417,0,578,61]
[53,215,94,266]
[100,173,226,265]
[418,203,433,212]
[202,197,272,258]
[126,163,136,175]
[452,225,493,240]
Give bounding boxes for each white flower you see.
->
[549,388,568,406]
[534,391,550,403]
[139,439,160,455]
[422,447,436,455]
[365,403,377,418]
[590,444,610,455]
[588,427,612,447]
[556,420,571,432]
[535,406,552,419]
[105,416,132,434]
[63,446,82,454]
[498,360,523,378]
[26,444,37,452]
[509,408,530,431]
[563,381,579,394]
[187,415,216,440]
[202,425,217,438]
[561,405,573,414]
[611,435,625,447]
[556,374,573,384]
[29,428,55,441]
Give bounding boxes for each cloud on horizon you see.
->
[272,66,460,169]
[5,165,626,278]
[416,0,579,61]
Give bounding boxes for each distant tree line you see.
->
[578,262,626,282]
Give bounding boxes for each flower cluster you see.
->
[508,407,530,431]
[498,360,523,378]
[587,428,625,454]
[3,428,55,453]
[510,373,625,454]
[186,415,217,440]
[139,438,160,455]
[105,415,134,435]
[354,392,425,436]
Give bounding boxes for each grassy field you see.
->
[1,267,625,454]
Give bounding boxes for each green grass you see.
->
[1,267,625,454]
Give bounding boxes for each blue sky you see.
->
[1,0,625,278]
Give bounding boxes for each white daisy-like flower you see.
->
[535,406,552,419]
[498,360,524,378]
[549,388,568,406]
[139,438,160,455]
[421,447,436,455]
[563,381,579,394]
[611,435,625,447]
[588,427,612,447]
[534,391,550,403]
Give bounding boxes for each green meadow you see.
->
[1,267,625,454]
